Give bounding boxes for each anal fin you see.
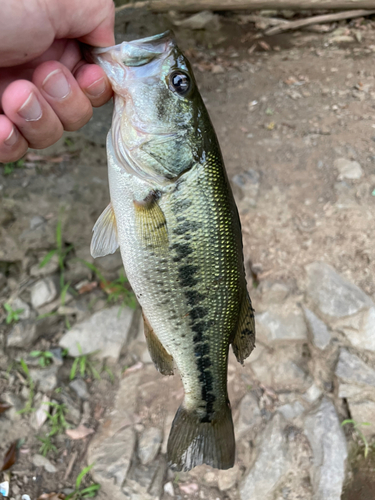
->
[231,290,256,364]
[143,312,174,376]
[90,202,119,258]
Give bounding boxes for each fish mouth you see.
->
[84,31,174,68]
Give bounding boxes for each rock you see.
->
[123,456,167,499]
[304,307,332,350]
[305,262,373,320]
[1,392,23,421]
[59,306,135,360]
[89,427,136,498]
[30,394,50,430]
[240,414,291,500]
[69,379,89,400]
[303,384,323,404]
[232,169,260,205]
[335,348,375,388]
[9,297,31,320]
[138,427,162,465]
[30,216,45,230]
[164,482,174,496]
[32,454,57,473]
[59,392,81,425]
[235,392,262,436]
[345,400,375,438]
[256,301,308,344]
[6,321,37,348]
[218,464,239,491]
[303,398,347,500]
[277,401,304,421]
[29,365,58,392]
[257,281,290,307]
[30,278,58,309]
[173,10,220,30]
[30,254,59,277]
[334,306,375,352]
[94,251,123,272]
[250,345,311,392]
[334,158,363,180]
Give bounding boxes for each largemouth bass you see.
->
[89,32,255,472]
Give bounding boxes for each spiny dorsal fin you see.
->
[231,291,256,364]
[133,191,168,248]
[90,202,119,258]
[143,312,174,376]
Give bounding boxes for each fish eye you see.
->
[169,71,191,96]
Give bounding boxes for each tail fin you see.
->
[167,403,235,472]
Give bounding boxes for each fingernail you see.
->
[18,92,42,121]
[85,77,106,98]
[42,69,71,100]
[4,127,18,146]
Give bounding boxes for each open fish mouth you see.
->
[84,31,174,68]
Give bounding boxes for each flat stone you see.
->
[305,262,373,320]
[258,281,290,307]
[218,464,239,491]
[277,401,304,421]
[250,345,311,392]
[335,348,375,388]
[303,384,323,404]
[59,306,135,360]
[29,365,58,392]
[334,158,363,180]
[345,400,375,438]
[30,278,58,309]
[304,307,332,350]
[334,306,375,352]
[256,301,308,344]
[32,454,57,473]
[138,427,162,465]
[240,414,291,500]
[303,398,347,500]
[30,254,59,277]
[89,427,136,498]
[69,379,89,400]
[6,321,37,348]
[9,297,31,320]
[235,392,262,436]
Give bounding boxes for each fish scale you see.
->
[89,31,255,472]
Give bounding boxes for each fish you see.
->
[89,31,256,472]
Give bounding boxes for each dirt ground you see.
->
[1,9,375,500]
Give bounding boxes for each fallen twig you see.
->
[63,451,78,481]
[265,9,375,36]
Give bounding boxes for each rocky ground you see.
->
[1,8,375,500]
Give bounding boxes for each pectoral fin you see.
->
[231,291,256,364]
[142,312,174,376]
[90,203,119,258]
[133,191,168,248]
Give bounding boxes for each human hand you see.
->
[0,0,115,163]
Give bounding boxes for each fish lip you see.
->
[83,31,174,65]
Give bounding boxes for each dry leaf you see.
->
[0,402,11,414]
[77,281,98,294]
[66,424,94,440]
[1,441,17,471]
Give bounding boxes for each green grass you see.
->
[3,302,24,324]
[69,345,101,381]
[65,464,101,499]
[3,159,25,175]
[38,435,58,456]
[30,350,54,368]
[342,419,372,458]
[17,359,35,415]
[80,260,136,311]
[44,402,69,436]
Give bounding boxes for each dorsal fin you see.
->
[90,203,119,258]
